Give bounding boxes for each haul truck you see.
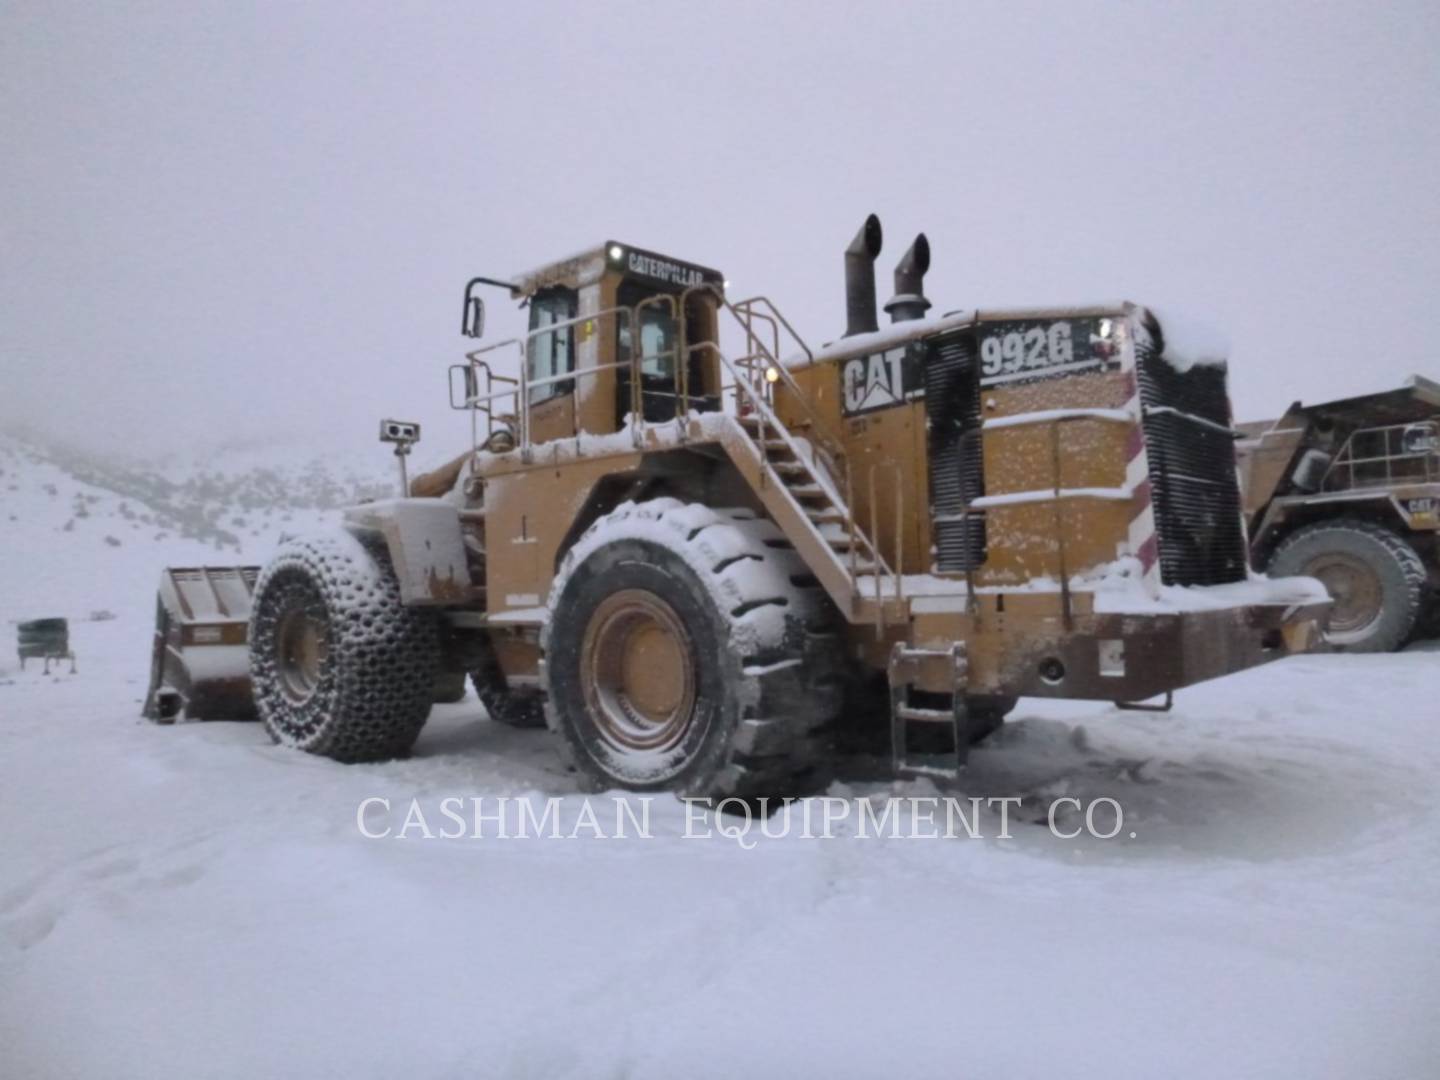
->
[144,217,1326,795]
[1238,377,1440,651]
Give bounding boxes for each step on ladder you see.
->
[889,642,970,781]
[735,415,880,572]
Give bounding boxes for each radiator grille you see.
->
[925,333,986,571]
[1136,340,1248,586]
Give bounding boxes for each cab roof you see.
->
[511,241,723,298]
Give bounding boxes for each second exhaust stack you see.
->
[884,233,931,323]
[844,214,883,337]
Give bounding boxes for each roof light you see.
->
[723,279,731,290]
[764,366,780,384]
[608,245,624,261]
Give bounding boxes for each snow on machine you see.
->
[145,218,1328,793]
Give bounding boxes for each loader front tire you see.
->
[541,500,842,799]
[250,530,438,762]
[1268,520,1425,652]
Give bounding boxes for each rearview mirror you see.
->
[462,280,486,339]
[449,364,480,410]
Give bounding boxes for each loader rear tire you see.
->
[250,530,438,762]
[966,696,1018,745]
[541,500,842,800]
[1268,520,1425,653]
[471,635,546,728]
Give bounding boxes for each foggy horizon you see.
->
[3,1,1437,469]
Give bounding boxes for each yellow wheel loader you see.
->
[145,217,1327,795]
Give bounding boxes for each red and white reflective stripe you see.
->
[1120,365,1163,593]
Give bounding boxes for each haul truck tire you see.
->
[541,499,842,799]
[1268,520,1425,653]
[250,530,438,762]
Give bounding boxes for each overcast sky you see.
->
[2,1,1436,468]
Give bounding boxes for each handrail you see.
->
[453,290,901,613]
[465,307,636,454]
[867,461,906,627]
[726,307,842,454]
[691,339,899,597]
[734,306,782,374]
[1322,419,1440,491]
[460,356,519,452]
[466,305,638,361]
[733,295,815,366]
[685,284,851,486]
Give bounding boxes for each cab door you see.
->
[614,284,723,425]
[615,281,680,425]
[526,286,578,445]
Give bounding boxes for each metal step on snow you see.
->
[889,642,971,781]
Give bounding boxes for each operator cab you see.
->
[512,242,725,445]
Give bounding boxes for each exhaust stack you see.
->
[884,233,932,324]
[844,214,883,337]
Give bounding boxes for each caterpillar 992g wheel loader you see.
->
[145,216,1328,796]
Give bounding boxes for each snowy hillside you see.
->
[2,425,1438,1078]
[0,427,395,620]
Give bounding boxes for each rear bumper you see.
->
[995,600,1328,702]
[905,594,1329,702]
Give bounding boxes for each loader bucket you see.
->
[142,566,260,723]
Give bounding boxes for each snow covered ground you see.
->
[2,433,1438,1078]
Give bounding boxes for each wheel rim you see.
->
[1307,552,1383,640]
[275,606,329,704]
[580,589,697,753]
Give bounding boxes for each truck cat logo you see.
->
[842,348,907,415]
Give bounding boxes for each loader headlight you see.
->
[1090,316,1125,359]
[379,419,421,446]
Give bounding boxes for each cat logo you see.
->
[841,348,908,416]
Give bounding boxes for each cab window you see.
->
[616,283,677,377]
[527,287,578,404]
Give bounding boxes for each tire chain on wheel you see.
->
[541,498,844,799]
[250,529,438,762]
